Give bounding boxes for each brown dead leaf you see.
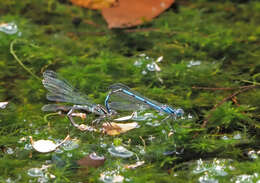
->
[70,0,117,10]
[101,0,175,28]
[103,122,139,136]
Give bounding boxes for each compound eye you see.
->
[176,109,184,117]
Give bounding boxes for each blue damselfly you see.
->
[105,83,184,120]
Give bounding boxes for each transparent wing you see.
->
[41,104,72,112]
[42,70,94,106]
[108,83,164,112]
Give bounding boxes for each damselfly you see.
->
[105,83,184,120]
[42,70,113,126]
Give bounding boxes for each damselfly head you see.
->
[175,108,184,117]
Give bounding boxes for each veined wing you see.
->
[108,83,165,112]
[42,70,94,106]
[41,104,72,112]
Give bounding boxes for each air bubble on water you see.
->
[37,176,49,183]
[100,143,107,148]
[146,121,160,127]
[108,146,134,158]
[233,133,241,140]
[187,60,201,67]
[142,70,147,75]
[188,113,193,119]
[100,170,124,183]
[248,150,258,160]
[146,63,156,71]
[231,174,258,183]
[24,143,33,150]
[27,168,44,177]
[134,60,143,67]
[67,153,73,157]
[222,136,229,140]
[0,22,18,34]
[34,129,40,135]
[198,173,219,183]
[6,147,14,154]
[193,159,231,176]
[89,152,105,160]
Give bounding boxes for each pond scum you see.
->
[0,0,260,182]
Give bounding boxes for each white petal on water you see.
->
[0,22,18,34]
[108,146,134,158]
[0,102,8,109]
[156,56,163,63]
[30,135,70,153]
[18,137,27,143]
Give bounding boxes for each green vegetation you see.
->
[0,0,259,182]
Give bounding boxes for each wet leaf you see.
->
[70,0,117,10]
[101,0,175,28]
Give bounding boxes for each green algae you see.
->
[0,0,260,182]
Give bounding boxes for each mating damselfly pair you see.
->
[42,70,184,126]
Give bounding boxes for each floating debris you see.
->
[30,135,70,153]
[108,146,134,158]
[0,102,8,109]
[124,161,145,169]
[100,170,124,183]
[78,152,106,168]
[187,60,201,67]
[0,22,18,34]
[103,122,139,136]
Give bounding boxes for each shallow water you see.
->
[0,0,260,182]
